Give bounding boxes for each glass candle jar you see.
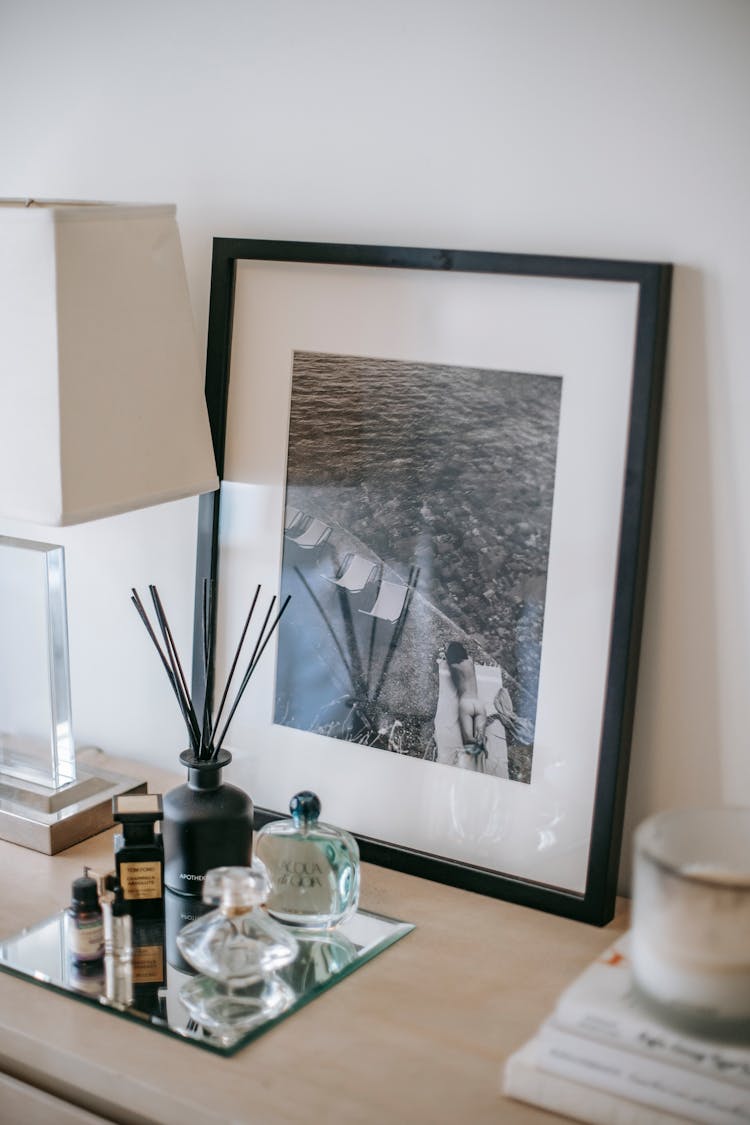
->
[632,808,750,1040]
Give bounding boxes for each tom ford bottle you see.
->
[113,794,164,920]
[255,791,360,929]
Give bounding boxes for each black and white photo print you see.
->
[274,351,562,784]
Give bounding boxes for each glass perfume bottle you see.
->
[255,791,360,929]
[66,869,104,965]
[113,793,164,920]
[176,865,298,984]
[176,865,297,1040]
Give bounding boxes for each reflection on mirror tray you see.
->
[0,907,414,1055]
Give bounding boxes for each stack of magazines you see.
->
[502,934,750,1124]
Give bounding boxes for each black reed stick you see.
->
[210,594,278,756]
[150,586,195,721]
[244,594,291,681]
[199,578,215,758]
[149,585,202,750]
[212,594,291,757]
[131,589,200,754]
[211,583,261,739]
[131,582,290,762]
[294,566,354,685]
[202,577,212,678]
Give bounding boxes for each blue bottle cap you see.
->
[290,791,321,824]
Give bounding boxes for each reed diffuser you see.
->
[131,582,290,904]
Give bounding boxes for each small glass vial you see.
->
[255,791,360,929]
[100,878,134,1007]
[66,869,104,965]
[102,879,133,961]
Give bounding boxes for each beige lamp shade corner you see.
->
[0,200,219,525]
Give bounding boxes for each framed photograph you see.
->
[194,239,671,925]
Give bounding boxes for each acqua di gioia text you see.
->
[277,859,324,888]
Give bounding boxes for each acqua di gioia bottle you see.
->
[255,791,360,929]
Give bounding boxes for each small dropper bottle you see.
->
[66,868,104,965]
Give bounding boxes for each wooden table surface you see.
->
[0,753,627,1124]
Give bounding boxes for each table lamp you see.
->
[0,199,219,853]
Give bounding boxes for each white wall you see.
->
[1,0,748,892]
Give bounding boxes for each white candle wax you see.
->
[632,813,750,1036]
[631,931,750,1022]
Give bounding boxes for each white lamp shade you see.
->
[0,200,219,525]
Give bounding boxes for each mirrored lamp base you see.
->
[0,757,146,854]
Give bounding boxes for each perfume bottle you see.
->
[102,877,133,959]
[66,869,104,965]
[255,791,360,929]
[113,794,165,920]
[101,878,134,1008]
[176,866,298,985]
[176,866,297,1039]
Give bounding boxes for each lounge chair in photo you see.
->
[284,505,305,534]
[287,517,331,550]
[323,553,380,594]
[359,579,409,624]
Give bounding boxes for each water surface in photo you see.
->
[274,352,562,784]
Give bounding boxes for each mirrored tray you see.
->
[0,896,413,1055]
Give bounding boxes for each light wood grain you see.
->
[0,751,627,1124]
[0,1071,115,1125]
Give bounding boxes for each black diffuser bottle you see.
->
[162,748,253,897]
[162,749,253,971]
[130,581,289,967]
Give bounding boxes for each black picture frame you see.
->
[193,238,671,926]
